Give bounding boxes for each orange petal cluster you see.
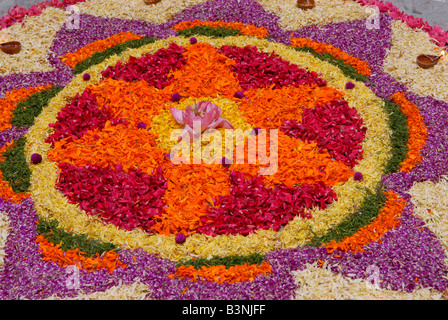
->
[59,31,143,68]
[36,234,126,274]
[166,42,242,99]
[48,122,168,176]
[152,164,231,236]
[324,190,406,253]
[290,37,371,77]
[169,261,272,284]
[238,84,345,129]
[172,20,269,39]
[231,131,353,188]
[87,78,170,127]
[391,92,428,173]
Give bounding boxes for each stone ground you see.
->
[0,0,447,30]
[389,0,448,30]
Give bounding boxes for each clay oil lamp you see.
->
[0,38,21,55]
[144,0,161,4]
[416,52,443,69]
[297,0,316,10]
[0,37,21,55]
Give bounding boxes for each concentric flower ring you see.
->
[26,36,391,262]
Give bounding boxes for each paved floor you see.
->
[389,0,448,30]
[0,0,447,30]
[0,0,49,16]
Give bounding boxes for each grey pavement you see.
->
[1,0,47,17]
[0,0,447,30]
[389,0,448,30]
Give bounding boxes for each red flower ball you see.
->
[30,153,42,164]
[354,172,364,181]
[175,233,186,244]
[171,92,182,102]
[234,91,245,99]
[346,81,355,89]
[137,122,146,129]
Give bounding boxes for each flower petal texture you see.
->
[0,0,447,300]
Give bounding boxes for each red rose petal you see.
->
[56,163,167,233]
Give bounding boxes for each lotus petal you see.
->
[208,117,234,130]
[170,107,184,124]
[171,101,233,140]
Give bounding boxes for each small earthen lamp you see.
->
[144,0,162,4]
[297,0,316,10]
[1,41,21,55]
[416,54,441,69]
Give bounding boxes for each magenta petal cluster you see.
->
[219,45,327,89]
[45,90,114,146]
[101,43,187,89]
[197,172,337,236]
[1,1,87,30]
[170,101,234,141]
[56,163,167,232]
[280,100,367,167]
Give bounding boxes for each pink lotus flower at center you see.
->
[170,101,233,141]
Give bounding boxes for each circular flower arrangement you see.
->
[1,0,448,300]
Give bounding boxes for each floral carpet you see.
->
[1,0,448,300]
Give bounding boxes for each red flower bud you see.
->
[171,92,182,102]
[137,122,146,129]
[30,153,42,164]
[354,172,364,181]
[234,91,245,99]
[175,233,186,244]
[346,81,355,89]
